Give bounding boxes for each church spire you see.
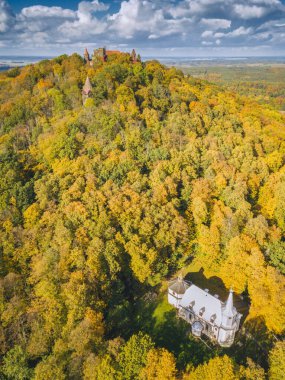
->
[82,76,92,104]
[82,76,92,95]
[221,288,236,328]
[224,288,235,317]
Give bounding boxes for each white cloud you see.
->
[201,30,214,38]
[0,0,14,32]
[185,0,226,15]
[215,26,253,38]
[234,4,268,19]
[200,18,231,30]
[249,0,281,5]
[77,0,109,23]
[16,4,77,37]
[0,0,285,55]
[202,40,213,45]
[17,0,109,41]
[109,0,162,38]
[109,0,191,40]
[20,6,76,19]
[253,31,271,39]
[58,18,107,39]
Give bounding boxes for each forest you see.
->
[182,64,285,112]
[0,52,285,379]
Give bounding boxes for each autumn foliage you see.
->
[0,53,284,378]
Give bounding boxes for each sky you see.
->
[0,0,285,57]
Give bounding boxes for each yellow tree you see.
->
[140,348,177,380]
[238,358,265,380]
[183,355,238,380]
[269,341,285,380]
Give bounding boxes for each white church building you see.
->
[168,276,242,347]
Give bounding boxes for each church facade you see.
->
[168,277,242,347]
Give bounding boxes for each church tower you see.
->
[168,275,190,308]
[82,76,92,105]
[218,288,242,347]
[222,288,235,328]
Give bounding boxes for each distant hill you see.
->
[180,62,285,112]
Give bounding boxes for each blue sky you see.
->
[1,0,285,57]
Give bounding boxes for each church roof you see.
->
[82,76,92,94]
[169,276,191,295]
[180,285,234,327]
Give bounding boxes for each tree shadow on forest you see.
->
[132,293,215,369]
[227,316,275,371]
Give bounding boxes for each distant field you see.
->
[181,64,285,111]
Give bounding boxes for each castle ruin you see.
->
[83,47,141,66]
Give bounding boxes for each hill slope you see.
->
[0,53,284,379]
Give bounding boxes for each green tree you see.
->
[83,353,122,380]
[33,354,66,380]
[267,241,285,274]
[1,346,32,380]
[118,333,154,380]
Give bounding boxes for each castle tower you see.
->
[82,76,92,105]
[93,47,107,63]
[84,48,91,65]
[131,49,137,63]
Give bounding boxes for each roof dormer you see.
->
[199,306,205,316]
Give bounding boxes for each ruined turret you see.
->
[82,76,92,105]
[84,48,91,66]
[131,49,137,63]
[93,47,107,63]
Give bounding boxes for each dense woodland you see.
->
[0,52,285,379]
[183,65,285,112]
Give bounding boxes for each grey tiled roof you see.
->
[169,277,191,295]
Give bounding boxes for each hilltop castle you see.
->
[168,276,242,347]
[82,47,141,104]
[83,47,141,66]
